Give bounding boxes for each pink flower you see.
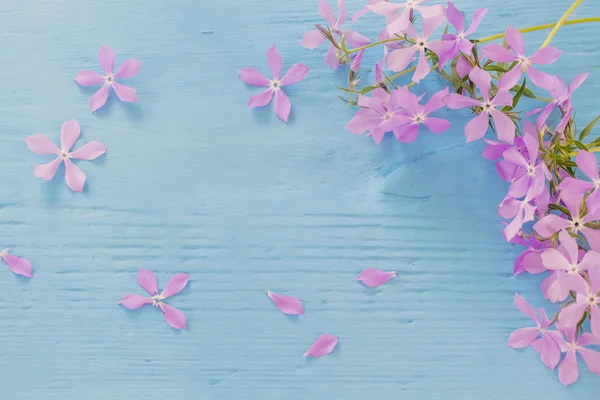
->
[304,334,339,357]
[385,16,451,83]
[438,2,487,69]
[239,46,309,123]
[0,249,33,278]
[508,294,563,370]
[267,290,304,315]
[558,150,600,215]
[555,327,600,386]
[482,26,560,90]
[75,45,140,113]
[558,267,600,337]
[510,235,550,275]
[301,0,371,69]
[498,191,537,241]
[357,268,397,287]
[119,268,189,330]
[25,120,107,193]
[368,0,444,35]
[444,67,515,144]
[387,87,451,142]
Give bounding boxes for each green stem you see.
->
[540,0,583,48]
[478,17,599,43]
[569,147,600,157]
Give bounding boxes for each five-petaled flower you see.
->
[25,120,107,192]
[239,46,309,123]
[75,45,141,113]
[368,0,444,35]
[119,268,189,330]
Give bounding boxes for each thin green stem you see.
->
[346,37,402,55]
[569,147,600,157]
[540,0,583,48]
[478,17,599,43]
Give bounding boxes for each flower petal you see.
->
[25,134,59,155]
[69,142,107,161]
[423,87,449,115]
[114,59,141,79]
[456,55,472,78]
[301,30,326,49]
[481,43,516,63]
[118,294,153,309]
[1,252,33,277]
[267,290,304,315]
[137,268,159,296]
[587,264,600,292]
[34,157,63,181]
[248,89,274,108]
[345,112,380,136]
[444,93,480,109]
[111,82,138,103]
[558,350,579,386]
[393,124,419,143]
[324,43,339,70]
[273,90,292,122]
[239,68,271,86]
[533,214,570,237]
[160,273,189,298]
[280,63,309,86]
[89,85,110,113]
[540,334,561,370]
[469,67,491,100]
[576,150,599,181]
[387,46,418,72]
[497,65,522,91]
[504,26,524,56]
[558,302,588,328]
[490,109,515,144]
[160,303,187,330]
[319,0,336,26]
[445,0,465,32]
[356,268,396,288]
[412,48,431,83]
[526,67,555,91]
[540,249,570,271]
[464,8,488,36]
[424,117,450,134]
[528,46,561,65]
[98,45,116,75]
[464,112,489,143]
[514,293,539,323]
[590,306,600,340]
[558,178,594,195]
[303,334,339,357]
[266,46,283,79]
[507,327,540,348]
[75,70,105,86]
[579,347,600,376]
[63,159,86,192]
[60,119,81,152]
[345,31,371,48]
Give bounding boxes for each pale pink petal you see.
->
[325,43,339,69]
[481,43,516,63]
[248,89,274,108]
[345,31,371,48]
[111,82,138,103]
[160,303,187,329]
[34,157,63,180]
[469,67,491,99]
[266,46,283,79]
[423,87,449,114]
[580,332,600,346]
[336,0,347,27]
[63,159,86,192]
[579,347,600,376]
[137,268,159,296]
[587,264,600,291]
[301,30,326,49]
[423,117,450,134]
[514,293,539,323]
[267,290,304,315]
[160,273,189,298]
[113,59,141,79]
[386,9,411,34]
[319,0,336,26]
[118,294,153,309]
[444,93,480,109]
[576,150,600,181]
[507,327,540,348]
[387,46,418,72]
[559,229,578,263]
[559,271,589,295]
[490,109,515,144]
[492,91,513,108]
[1,253,33,277]
[498,65,522,91]
[356,268,396,288]
[417,4,444,19]
[526,67,555,91]
[456,55,472,78]
[75,70,106,86]
[239,68,271,86]
[528,47,561,65]
[368,1,403,16]
[89,85,110,113]
[559,350,579,386]
[558,302,588,328]
[540,248,570,271]
[590,306,600,339]
[273,90,292,122]
[60,119,81,152]
[465,112,489,143]
[304,334,339,357]
[504,26,524,56]
[464,8,488,36]
[393,124,419,143]
[280,63,309,86]
[69,142,107,161]
[539,334,561,370]
[25,135,59,155]
[98,45,116,75]
[558,178,594,195]
[533,214,570,237]
[412,48,430,83]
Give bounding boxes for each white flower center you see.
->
[482,100,494,113]
[412,112,426,124]
[270,79,281,90]
[152,294,164,306]
[416,37,427,49]
[568,264,579,274]
[526,165,536,177]
[60,151,69,159]
[106,74,114,85]
[571,219,582,233]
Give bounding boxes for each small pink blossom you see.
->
[368,0,444,35]
[75,45,140,113]
[0,249,33,278]
[555,327,600,386]
[239,46,309,123]
[25,120,107,193]
[119,268,189,330]
[267,290,304,315]
[357,268,397,287]
[304,334,339,357]
[558,267,600,337]
[558,150,600,215]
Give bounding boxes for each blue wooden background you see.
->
[0,0,599,398]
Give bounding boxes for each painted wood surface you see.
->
[0,0,599,398]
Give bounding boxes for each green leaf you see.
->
[579,114,600,141]
[360,85,379,95]
[510,77,527,110]
[509,85,536,99]
[548,203,571,217]
[573,140,588,151]
[483,64,507,73]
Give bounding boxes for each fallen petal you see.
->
[356,268,396,288]
[118,294,153,309]
[1,252,33,277]
[267,290,304,315]
[304,334,339,357]
[160,303,187,330]
[160,273,190,298]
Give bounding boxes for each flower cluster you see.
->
[240,0,600,385]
